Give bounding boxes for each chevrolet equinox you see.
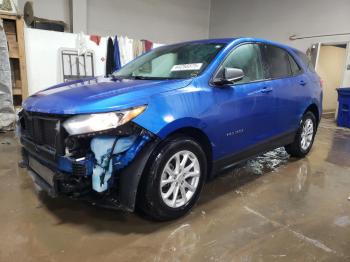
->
[19,38,322,220]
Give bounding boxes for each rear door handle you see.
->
[299,80,307,86]
[260,87,273,93]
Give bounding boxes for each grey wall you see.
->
[17,0,350,49]
[18,0,211,43]
[86,0,211,43]
[72,0,87,33]
[209,0,350,51]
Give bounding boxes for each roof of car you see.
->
[171,37,299,53]
[175,38,237,45]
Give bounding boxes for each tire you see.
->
[285,111,317,158]
[137,136,207,221]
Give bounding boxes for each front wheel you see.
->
[285,111,317,158]
[137,136,207,221]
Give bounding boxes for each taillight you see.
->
[319,77,324,89]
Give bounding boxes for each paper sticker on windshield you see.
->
[171,63,203,72]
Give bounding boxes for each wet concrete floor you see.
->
[1,118,350,261]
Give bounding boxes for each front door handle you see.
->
[260,87,273,94]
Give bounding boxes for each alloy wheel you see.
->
[160,150,200,208]
[300,118,314,151]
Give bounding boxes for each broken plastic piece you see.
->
[90,135,137,192]
[57,154,94,176]
[112,134,151,171]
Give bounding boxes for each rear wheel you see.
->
[137,136,207,221]
[285,111,316,158]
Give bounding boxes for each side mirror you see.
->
[213,67,245,86]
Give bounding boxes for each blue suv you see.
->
[19,38,322,220]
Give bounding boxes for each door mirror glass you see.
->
[213,67,245,85]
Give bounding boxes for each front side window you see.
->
[113,43,225,80]
[216,43,264,84]
[261,45,293,79]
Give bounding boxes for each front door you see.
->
[211,43,276,159]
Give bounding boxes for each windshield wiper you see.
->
[111,75,158,80]
[132,76,164,80]
[113,75,186,80]
[131,76,187,80]
[111,75,129,81]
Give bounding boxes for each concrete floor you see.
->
[1,119,350,262]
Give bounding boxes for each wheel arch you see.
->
[304,103,320,127]
[165,127,213,176]
[134,126,213,211]
[154,118,213,175]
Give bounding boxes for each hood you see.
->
[23,77,192,114]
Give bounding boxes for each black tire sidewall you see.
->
[143,136,207,220]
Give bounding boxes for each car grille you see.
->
[20,111,68,157]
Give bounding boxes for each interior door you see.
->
[316,45,346,112]
[211,43,276,159]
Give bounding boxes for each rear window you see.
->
[295,50,316,73]
[288,54,302,75]
[261,45,293,79]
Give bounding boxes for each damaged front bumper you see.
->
[20,119,160,212]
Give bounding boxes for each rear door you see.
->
[260,44,303,134]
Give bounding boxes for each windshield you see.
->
[113,43,226,80]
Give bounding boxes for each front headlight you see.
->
[63,105,146,135]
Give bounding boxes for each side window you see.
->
[261,45,292,79]
[288,54,302,75]
[218,44,264,84]
[296,50,316,73]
